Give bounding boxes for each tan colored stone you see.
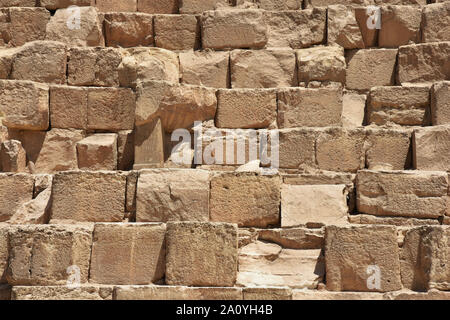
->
[385,290,450,300]
[422,2,450,43]
[431,81,450,125]
[76,134,118,171]
[40,0,93,10]
[95,0,137,12]
[90,223,165,285]
[281,184,348,227]
[202,9,267,49]
[356,170,448,219]
[346,49,397,91]
[45,6,104,46]
[398,42,450,85]
[50,85,88,130]
[104,12,154,48]
[50,171,126,222]
[378,5,421,48]
[230,49,296,88]
[0,80,49,131]
[278,128,317,169]
[210,173,280,227]
[327,5,364,49]
[179,50,229,88]
[117,130,134,171]
[11,285,113,300]
[3,8,50,47]
[0,139,26,172]
[87,87,135,131]
[349,214,438,227]
[119,47,180,88]
[137,0,178,14]
[0,225,9,283]
[255,0,301,10]
[316,128,366,173]
[258,228,324,250]
[0,0,36,6]
[278,87,343,128]
[115,285,243,300]
[243,287,291,300]
[265,9,326,49]
[354,7,378,48]
[325,225,402,292]
[134,118,165,168]
[216,89,276,129]
[368,86,430,126]
[135,81,216,132]
[292,290,384,300]
[180,0,230,13]
[136,169,210,222]
[413,125,450,171]
[342,93,366,128]
[6,224,93,285]
[67,47,121,87]
[154,14,199,50]
[166,222,238,286]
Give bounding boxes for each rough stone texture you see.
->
[398,42,450,85]
[90,223,166,285]
[137,0,178,14]
[281,184,348,227]
[202,9,268,50]
[265,9,326,49]
[230,49,296,88]
[6,224,93,285]
[368,86,430,126]
[278,87,343,128]
[278,129,317,169]
[179,0,231,13]
[133,118,165,168]
[258,228,324,250]
[346,49,397,91]
[166,222,238,287]
[136,169,210,223]
[50,171,126,223]
[325,225,402,292]
[104,12,154,48]
[357,170,448,219]
[76,134,118,171]
[50,85,88,130]
[210,173,281,227]
[95,0,137,12]
[216,89,277,129]
[0,139,27,172]
[0,225,9,283]
[0,174,33,222]
[378,5,421,48]
[11,285,113,300]
[45,6,104,46]
[179,50,229,88]
[413,125,450,172]
[154,14,199,50]
[422,2,450,43]
[243,287,292,300]
[0,80,49,131]
[292,290,384,300]
[342,93,366,128]
[431,81,450,125]
[40,0,92,10]
[327,5,364,49]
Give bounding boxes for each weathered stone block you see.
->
[413,125,450,171]
[422,2,450,43]
[431,81,450,125]
[137,0,178,14]
[342,93,366,128]
[179,0,230,13]
[154,14,199,50]
[3,8,50,47]
[0,139,26,173]
[11,285,113,300]
[104,12,154,48]
[50,85,88,129]
[278,129,317,169]
[378,5,421,47]
[327,5,364,49]
[0,225,9,283]
[95,0,137,12]
[76,134,118,171]
[258,227,324,250]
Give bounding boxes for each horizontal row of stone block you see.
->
[1,4,448,50]
[2,223,450,293]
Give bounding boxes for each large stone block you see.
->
[166,222,238,286]
[95,0,137,12]
[179,0,230,13]
[398,42,450,85]
[258,227,324,250]
[413,125,450,171]
[255,0,301,10]
[216,89,277,129]
[342,93,366,128]
[104,12,154,48]
[154,14,200,50]
[50,171,126,222]
[202,9,268,49]
[136,169,210,222]
[11,285,113,300]
[210,173,281,227]
[431,81,450,125]
[327,5,364,49]
[6,224,93,285]
[230,49,296,88]
[40,0,92,10]
[0,225,9,283]
[0,80,49,131]
[278,128,317,169]
[0,139,27,173]
[90,223,166,285]
[422,2,450,43]
[278,87,343,128]
[137,0,178,13]
[357,170,448,219]
[76,134,118,171]
[325,225,402,292]
[50,85,88,130]
[378,5,421,47]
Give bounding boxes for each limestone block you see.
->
[76,134,118,171]
[104,12,154,48]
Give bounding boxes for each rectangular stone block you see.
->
[104,12,154,48]
[256,0,301,10]
[258,227,324,250]
[216,89,277,129]
[325,225,402,292]
[50,171,126,222]
[0,226,8,283]
[328,5,365,49]
[0,173,34,222]
[357,170,448,219]
[292,290,384,300]
[154,14,199,50]
[243,287,292,300]
[76,134,118,171]
[87,87,135,131]
[40,0,93,10]
[0,80,49,130]
[95,0,137,12]
[11,285,113,300]
[342,93,366,128]
[398,42,450,85]
[90,223,165,285]
[431,81,450,125]
[230,49,296,88]
[50,85,88,130]
[166,222,238,286]
[137,0,178,13]
[278,87,343,128]
[6,224,93,285]
[413,125,450,171]
[378,5,421,47]
[202,9,268,50]
[136,169,210,222]
[281,184,348,227]
[368,86,430,126]
[134,119,165,168]
[179,0,230,13]
[421,2,450,43]
[210,173,281,228]
[278,128,317,170]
